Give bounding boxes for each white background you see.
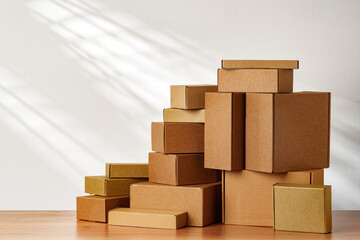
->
[0,0,359,210]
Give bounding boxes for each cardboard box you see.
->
[273,183,332,233]
[223,169,323,227]
[130,182,221,227]
[170,85,217,109]
[85,176,147,196]
[151,122,204,153]
[76,195,129,222]
[218,69,293,93]
[221,60,299,69]
[204,92,245,171]
[108,208,187,229]
[163,108,205,123]
[246,92,331,173]
[148,152,219,185]
[106,163,148,178]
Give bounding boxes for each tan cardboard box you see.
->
[76,195,129,222]
[221,60,299,69]
[130,182,221,227]
[218,69,293,93]
[223,169,323,227]
[108,208,187,229]
[204,92,245,171]
[105,163,148,178]
[246,92,331,173]
[171,85,217,109]
[85,176,147,196]
[273,183,332,233]
[151,122,204,153]
[148,152,219,185]
[163,108,205,123]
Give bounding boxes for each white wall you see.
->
[0,0,359,210]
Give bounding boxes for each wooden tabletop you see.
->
[0,211,359,239]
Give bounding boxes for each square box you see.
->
[163,108,205,123]
[170,85,217,109]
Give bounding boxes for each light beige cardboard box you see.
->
[221,60,299,69]
[106,163,148,178]
[171,85,217,109]
[163,108,205,123]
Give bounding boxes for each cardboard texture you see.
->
[204,92,245,171]
[76,195,129,222]
[170,85,218,109]
[151,122,204,153]
[246,92,331,173]
[163,108,205,123]
[221,60,299,69]
[108,208,187,229]
[273,183,332,233]
[130,182,221,227]
[148,152,218,185]
[218,69,293,93]
[223,169,324,227]
[85,176,147,197]
[105,163,148,178]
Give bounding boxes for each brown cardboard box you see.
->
[246,92,331,173]
[106,163,148,178]
[148,152,218,185]
[151,122,204,153]
[163,108,205,123]
[171,85,218,109]
[204,92,245,171]
[85,176,147,196]
[218,69,293,93]
[223,169,323,227]
[273,183,332,233]
[76,195,129,222]
[130,182,221,227]
[108,208,187,229]
[221,60,299,69]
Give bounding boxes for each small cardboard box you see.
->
[170,85,218,109]
[223,169,323,227]
[106,163,148,178]
[130,181,221,227]
[76,195,129,222]
[221,60,299,69]
[108,208,187,229]
[163,108,205,123]
[85,176,147,196]
[204,92,245,171]
[218,69,293,93]
[148,152,219,185]
[246,92,331,173]
[273,183,332,233]
[151,122,204,154]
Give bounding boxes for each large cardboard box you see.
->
[151,122,204,153]
[106,163,148,178]
[223,169,323,227]
[130,182,221,227]
[171,85,217,109]
[76,195,129,222]
[221,60,299,69]
[204,92,245,171]
[273,183,332,233]
[163,108,205,123]
[218,69,293,93]
[246,92,331,173]
[108,208,187,229]
[148,152,218,185]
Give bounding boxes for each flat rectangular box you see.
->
[151,122,204,154]
[218,69,293,93]
[105,163,148,178]
[222,60,299,69]
[163,108,205,123]
[205,92,245,171]
[171,85,217,109]
[223,169,323,227]
[76,195,129,222]
[148,152,219,185]
[246,92,331,173]
[130,182,221,227]
[273,183,332,233]
[85,176,147,197]
[108,208,187,229]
